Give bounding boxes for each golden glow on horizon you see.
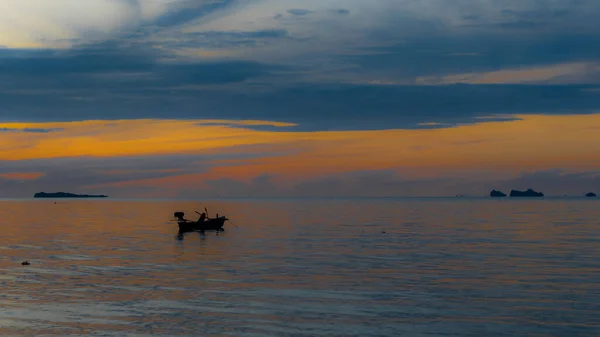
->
[1,114,600,188]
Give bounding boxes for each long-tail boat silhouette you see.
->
[173,207,228,232]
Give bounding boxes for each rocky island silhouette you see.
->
[509,189,544,197]
[490,190,507,197]
[34,192,108,198]
[489,189,546,197]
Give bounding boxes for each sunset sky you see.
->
[1,0,600,198]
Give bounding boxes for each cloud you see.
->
[3,165,598,198]
[416,62,600,85]
[0,0,149,48]
[0,0,249,48]
[2,0,600,198]
[330,9,350,16]
[0,0,600,130]
[1,114,599,198]
[0,143,287,197]
[167,29,290,52]
[0,119,302,161]
[0,127,63,133]
[286,9,314,17]
[0,172,44,181]
[2,34,600,130]
[2,81,600,131]
[338,32,600,86]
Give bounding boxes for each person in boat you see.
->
[174,212,190,222]
[197,212,207,223]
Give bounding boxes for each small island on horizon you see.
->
[34,192,108,199]
[489,189,598,198]
[510,189,544,197]
[489,189,544,197]
[490,190,507,197]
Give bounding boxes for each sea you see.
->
[1,197,599,336]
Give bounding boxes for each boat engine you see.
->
[174,212,185,220]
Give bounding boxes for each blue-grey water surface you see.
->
[1,198,600,336]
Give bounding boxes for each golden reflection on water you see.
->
[0,198,600,336]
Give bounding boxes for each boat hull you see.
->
[178,217,227,232]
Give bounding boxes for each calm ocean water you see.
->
[1,198,600,336]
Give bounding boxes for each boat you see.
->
[174,210,228,232]
[178,216,228,232]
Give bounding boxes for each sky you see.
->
[1,0,600,198]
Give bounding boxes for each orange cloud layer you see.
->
[416,62,600,85]
[2,114,600,189]
[0,119,296,160]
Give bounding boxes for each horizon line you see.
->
[0,195,596,201]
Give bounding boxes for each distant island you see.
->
[34,192,108,198]
[510,189,544,197]
[490,190,507,197]
[586,192,597,197]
